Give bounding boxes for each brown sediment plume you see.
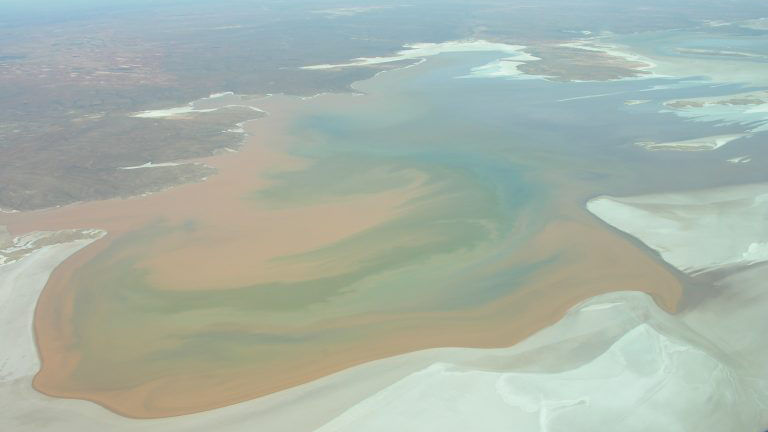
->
[0,92,683,418]
[30,210,681,419]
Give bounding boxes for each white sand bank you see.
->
[587,183,768,274]
[131,92,265,119]
[636,133,748,151]
[469,39,659,82]
[208,92,234,99]
[604,32,768,87]
[0,229,104,383]
[461,51,541,79]
[682,262,768,377]
[119,162,184,170]
[132,105,221,118]
[132,104,263,119]
[662,90,768,134]
[728,156,752,164]
[316,291,765,432]
[588,184,768,413]
[301,40,536,79]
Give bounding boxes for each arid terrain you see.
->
[2,0,764,210]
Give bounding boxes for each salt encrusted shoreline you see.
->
[302,40,540,79]
[1,229,104,383]
[587,183,768,275]
[3,227,767,431]
[636,133,748,151]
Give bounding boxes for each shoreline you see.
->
[0,227,688,430]
[586,183,768,275]
[2,46,687,420]
[0,230,103,383]
[1,238,759,431]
